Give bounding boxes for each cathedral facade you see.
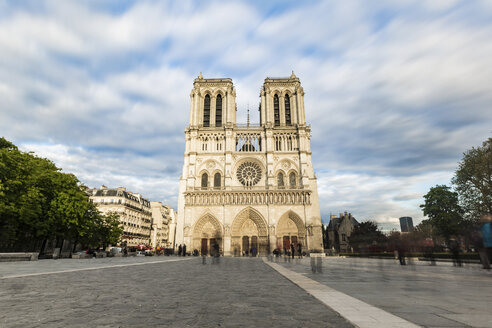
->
[175,73,323,256]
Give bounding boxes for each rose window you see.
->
[237,162,262,186]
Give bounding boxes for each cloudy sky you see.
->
[1,0,491,230]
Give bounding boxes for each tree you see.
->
[0,137,123,252]
[348,221,386,252]
[420,185,465,239]
[452,137,492,219]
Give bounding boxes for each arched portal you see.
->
[192,214,222,255]
[231,207,268,256]
[276,211,306,254]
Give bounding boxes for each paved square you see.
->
[271,256,492,328]
[0,257,352,328]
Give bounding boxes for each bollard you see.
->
[311,257,316,273]
[316,256,322,273]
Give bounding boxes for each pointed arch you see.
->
[215,94,222,127]
[203,94,211,127]
[273,94,280,126]
[193,213,223,238]
[231,207,268,237]
[276,210,306,247]
[285,94,291,125]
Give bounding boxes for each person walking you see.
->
[182,244,187,257]
[297,243,302,259]
[480,214,492,269]
[290,243,295,259]
[449,238,462,267]
[178,244,182,256]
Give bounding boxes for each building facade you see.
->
[175,73,323,256]
[399,216,414,232]
[327,212,359,252]
[150,202,176,250]
[88,186,152,247]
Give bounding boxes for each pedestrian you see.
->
[178,244,182,256]
[290,243,295,259]
[182,244,187,256]
[396,239,406,265]
[480,214,492,269]
[297,243,302,259]
[449,238,462,267]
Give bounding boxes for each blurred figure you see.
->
[212,242,220,264]
[396,239,406,265]
[310,255,323,273]
[480,214,492,269]
[297,243,302,259]
[290,243,295,259]
[449,238,462,267]
[182,244,186,257]
[423,238,436,266]
[178,244,182,256]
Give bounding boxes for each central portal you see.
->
[231,207,268,256]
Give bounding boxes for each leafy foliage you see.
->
[452,137,492,219]
[349,221,386,251]
[0,137,122,249]
[420,185,465,239]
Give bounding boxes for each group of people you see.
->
[272,242,303,259]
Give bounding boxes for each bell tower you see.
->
[189,73,237,128]
[259,71,306,127]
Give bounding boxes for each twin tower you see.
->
[176,73,323,256]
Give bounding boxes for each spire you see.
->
[198,72,203,79]
[247,103,250,127]
[290,70,296,79]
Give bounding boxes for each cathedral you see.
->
[175,72,323,256]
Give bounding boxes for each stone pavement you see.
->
[0,257,352,328]
[269,256,492,328]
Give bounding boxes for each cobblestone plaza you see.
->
[1,257,491,327]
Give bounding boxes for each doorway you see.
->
[201,238,208,255]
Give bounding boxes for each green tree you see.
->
[420,185,465,239]
[348,221,386,252]
[0,137,123,252]
[452,137,492,219]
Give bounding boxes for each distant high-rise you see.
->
[399,217,414,232]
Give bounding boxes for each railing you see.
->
[188,185,304,192]
[184,189,312,206]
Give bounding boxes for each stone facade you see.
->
[175,73,323,256]
[150,202,176,250]
[88,186,152,247]
[327,212,359,252]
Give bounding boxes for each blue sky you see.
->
[1,0,491,230]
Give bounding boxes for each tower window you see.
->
[214,172,221,188]
[289,172,296,188]
[201,173,208,189]
[285,94,291,125]
[216,94,222,127]
[203,95,210,127]
[274,94,280,126]
[277,172,284,188]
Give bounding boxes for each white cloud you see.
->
[1,0,492,226]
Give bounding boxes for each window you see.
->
[203,95,210,127]
[341,234,346,242]
[289,172,296,188]
[214,172,221,188]
[285,94,291,125]
[201,173,208,189]
[216,94,222,127]
[277,172,284,188]
[274,94,280,126]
